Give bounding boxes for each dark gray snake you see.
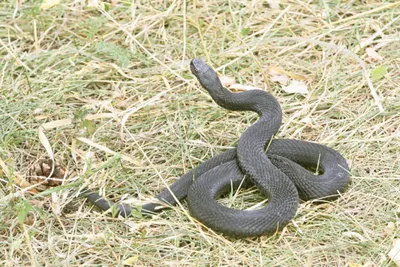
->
[85,59,350,237]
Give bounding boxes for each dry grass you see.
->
[1,0,400,266]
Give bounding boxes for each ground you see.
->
[0,0,399,266]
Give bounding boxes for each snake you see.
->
[85,58,350,237]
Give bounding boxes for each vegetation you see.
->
[1,0,399,266]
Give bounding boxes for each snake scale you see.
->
[85,59,350,237]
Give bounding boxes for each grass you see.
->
[1,0,400,266]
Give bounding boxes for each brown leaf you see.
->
[266,0,280,9]
[365,47,383,62]
[38,127,54,160]
[384,222,395,237]
[282,80,308,95]
[300,118,313,128]
[219,76,236,87]
[229,84,261,92]
[40,0,60,10]
[122,255,139,265]
[268,66,307,80]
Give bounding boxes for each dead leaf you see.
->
[220,76,236,87]
[122,255,139,266]
[384,222,395,237]
[266,0,280,9]
[229,84,261,92]
[38,127,54,160]
[366,47,383,62]
[0,157,40,194]
[268,66,307,81]
[123,221,140,231]
[41,119,72,130]
[268,66,289,85]
[268,66,285,75]
[389,239,400,266]
[300,118,313,128]
[270,73,289,86]
[343,231,368,242]
[282,80,308,95]
[40,0,60,10]
[87,0,109,10]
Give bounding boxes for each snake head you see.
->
[190,58,209,75]
[190,58,222,92]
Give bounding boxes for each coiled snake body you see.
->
[86,59,350,237]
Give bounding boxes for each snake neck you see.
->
[205,81,286,194]
[202,80,285,155]
[190,59,281,115]
[191,58,286,188]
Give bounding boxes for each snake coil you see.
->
[86,59,350,237]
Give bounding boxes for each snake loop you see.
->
[86,59,350,237]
